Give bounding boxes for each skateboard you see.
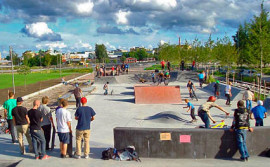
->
[51,126,56,150]
[67,132,73,157]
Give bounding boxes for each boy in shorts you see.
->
[56,100,72,158]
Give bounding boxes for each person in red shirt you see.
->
[161,60,165,70]
[192,60,195,71]
[111,66,115,76]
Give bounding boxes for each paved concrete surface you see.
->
[1,71,269,167]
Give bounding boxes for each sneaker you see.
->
[60,154,67,158]
[74,154,81,159]
[35,156,40,160]
[240,157,245,162]
[245,157,249,161]
[84,155,89,159]
[41,155,50,160]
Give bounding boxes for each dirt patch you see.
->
[0,73,95,117]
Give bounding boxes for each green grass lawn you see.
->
[0,68,92,89]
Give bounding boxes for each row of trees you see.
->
[157,2,269,70]
[22,52,62,67]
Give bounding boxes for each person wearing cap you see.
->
[242,87,254,111]
[230,100,253,162]
[38,96,54,150]
[251,100,267,126]
[214,80,220,98]
[3,92,17,143]
[198,96,229,128]
[74,97,96,159]
[12,97,33,154]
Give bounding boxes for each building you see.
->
[125,57,137,64]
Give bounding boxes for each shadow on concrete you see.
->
[215,130,237,158]
[144,111,190,123]
[90,147,108,159]
[108,98,135,103]
[0,160,22,167]
[0,137,33,159]
[120,92,134,96]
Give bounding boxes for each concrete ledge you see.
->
[114,127,270,159]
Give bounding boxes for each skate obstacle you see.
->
[134,85,182,104]
[114,127,270,159]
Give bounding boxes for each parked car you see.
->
[239,69,260,77]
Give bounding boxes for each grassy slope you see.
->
[0,68,92,89]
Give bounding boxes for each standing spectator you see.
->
[74,84,83,108]
[242,87,254,111]
[102,65,106,76]
[74,97,96,159]
[39,96,54,150]
[167,60,171,72]
[214,80,220,98]
[103,82,109,95]
[198,96,229,128]
[151,72,156,83]
[192,60,195,71]
[56,100,72,158]
[99,66,104,77]
[111,66,115,76]
[161,60,165,70]
[225,82,232,105]
[230,100,253,162]
[157,72,164,86]
[183,99,197,122]
[95,65,100,77]
[251,100,267,126]
[3,92,17,143]
[28,100,50,160]
[12,97,33,154]
[125,64,129,74]
[181,60,185,71]
[198,72,204,88]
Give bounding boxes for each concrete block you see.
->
[114,127,270,159]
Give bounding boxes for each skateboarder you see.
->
[225,82,232,105]
[74,97,96,159]
[56,99,72,158]
[250,100,267,126]
[187,80,197,100]
[230,100,253,161]
[242,87,254,110]
[198,96,229,128]
[151,72,156,83]
[157,72,164,85]
[183,99,197,122]
[198,71,204,88]
[167,60,171,72]
[73,84,83,108]
[103,82,109,95]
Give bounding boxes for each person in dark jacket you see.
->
[230,100,253,162]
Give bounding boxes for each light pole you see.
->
[10,46,15,94]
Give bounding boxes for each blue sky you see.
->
[0,0,269,57]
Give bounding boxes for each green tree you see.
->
[44,54,52,67]
[120,55,126,63]
[95,44,108,63]
[136,49,149,61]
[17,65,31,88]
[22,52,33,66]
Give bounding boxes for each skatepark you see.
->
[1,71,270,167]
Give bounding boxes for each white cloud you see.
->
[36,42,67,50]
[159,40,166,45]
[115,10,131,25]
[79,41,93,50]
[77,0,94,14]
[130,0,177,11]
[105,42,116,50]
[24,22,53,37]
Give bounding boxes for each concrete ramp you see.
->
[134,85,182,104]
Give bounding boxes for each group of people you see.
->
[95,64,129,77]
[151,71,171,85]
[3,92,96,160]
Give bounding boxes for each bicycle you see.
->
[189,88,198,101]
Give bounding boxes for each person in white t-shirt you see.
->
[225,82,232,105]
[56,99,72,158]
[242,87,254,110]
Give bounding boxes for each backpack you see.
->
[101,148,117,160]
[117,146,141,162]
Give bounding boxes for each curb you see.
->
[0,73,91,110]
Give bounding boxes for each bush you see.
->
[206,75,216,84]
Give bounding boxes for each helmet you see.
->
[208,96,216,102]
